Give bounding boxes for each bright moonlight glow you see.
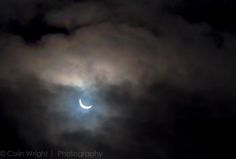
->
[79,98,93,109]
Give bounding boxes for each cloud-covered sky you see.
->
[0,0,236,158]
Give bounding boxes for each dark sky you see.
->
[0,0,236,159]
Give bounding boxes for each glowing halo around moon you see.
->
[79,98,93,110]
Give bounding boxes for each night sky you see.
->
[0,0,236,159]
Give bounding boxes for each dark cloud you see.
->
[6,14,69,43]
[0,0,236,159]
[173,0,236,34]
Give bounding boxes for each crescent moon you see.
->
[79,98,93,109]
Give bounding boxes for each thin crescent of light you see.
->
[79,98,93,109]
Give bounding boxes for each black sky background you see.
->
[0,0,236,159]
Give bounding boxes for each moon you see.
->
[79,98,93,109]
